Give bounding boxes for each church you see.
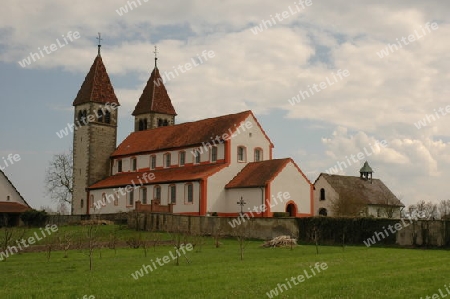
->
[71,45,313,217]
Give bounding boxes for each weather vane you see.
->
[97,32,103,56]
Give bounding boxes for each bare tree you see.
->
[45,150,73,212]
[408,200,438,220]
[439,199,450,220]
[329,190,366,217]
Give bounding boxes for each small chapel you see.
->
[71,43,313,217]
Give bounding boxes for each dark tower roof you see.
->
[360,161,373,173]
[72,55,120,106]
[132,67,177,116]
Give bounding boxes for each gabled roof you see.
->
[0,202,30,213]
[73,55,120,106]
[0,170,31,212]
[88,164,227,190]
[225,158,292,188]
[112,110,273,157]
[317,173,404,207]
[132,67,176,116]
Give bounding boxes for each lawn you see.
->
[0,225,448,299]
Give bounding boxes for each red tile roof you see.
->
[132,67,176,116]
[112,110,267,157]
[0,202,30,213]
[73,55,120,106]
[89,164,227,190]
[225,158,291,188]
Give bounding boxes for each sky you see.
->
[0,0,449,211]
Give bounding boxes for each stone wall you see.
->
[128,213,299,240]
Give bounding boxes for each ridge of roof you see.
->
[112,110,255,157]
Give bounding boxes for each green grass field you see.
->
[0,225,449,299]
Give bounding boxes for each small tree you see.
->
[44,150,73,213]
[329,190,366,217]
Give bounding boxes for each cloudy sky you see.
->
[0,0,449,211]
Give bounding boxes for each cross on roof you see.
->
[97,32,103,56]
[154,45,158,67]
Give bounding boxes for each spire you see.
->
[72,55,120,106]
[132,52,176,116]
[96,32,102,56]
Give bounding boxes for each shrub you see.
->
[20,209,49,227]
[272,212,290,218]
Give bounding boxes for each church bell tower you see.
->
[72,34,120,215]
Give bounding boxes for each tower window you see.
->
[105,111,111,124]
[7,196,10,201]
[97,109,103,122]
[131,158,137,171]
[163,119,169,126]
[80,199,84,208]
[320,188,325,201]
[118,160,123,172]
[139,119,145,131]
[158,118,163,127]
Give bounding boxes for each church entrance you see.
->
[286,203,297,217]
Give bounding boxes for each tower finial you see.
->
[96,32,103,56]
[153,45,158,68]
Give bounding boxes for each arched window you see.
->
[131,157,137,171]
[150,155,156,170]
[114,193,119,206]
[169,185,176,204]
[319,208,328,216]
[101,193,107,206]
[83,110,88,124]
[158,118,163,127]
[97,109,103,122]
[194,149,201,164]
[141,187,147,204]
[179,151,186,166]
[139,119,144,131]
[105,111,111,124]
[163,119,169,126]
[154,185,161,201]
[185,183,193,204]
[164,153,171,168]
[211,146,217,162]
[80,199,84,208]
[78,110,83,125]
[237,146,246,162]
[320,188,325,201]
[128,190,134,206]
[254,148,262,162]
